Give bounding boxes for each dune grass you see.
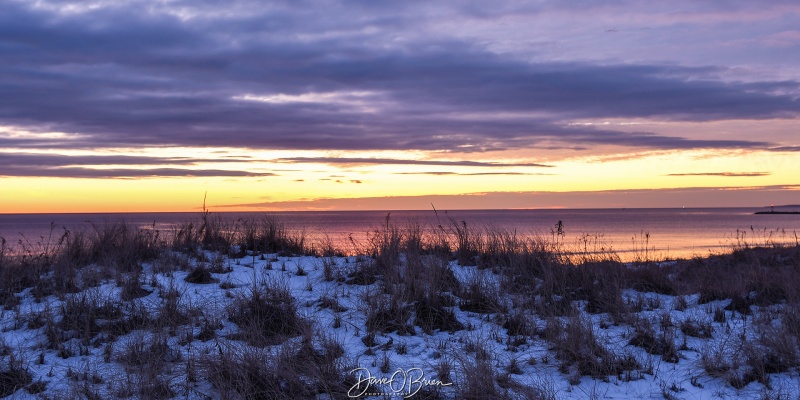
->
[0,212,798,398]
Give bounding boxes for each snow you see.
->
[1,248,798,399]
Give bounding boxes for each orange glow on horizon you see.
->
[1,147,798,213]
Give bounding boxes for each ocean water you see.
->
[1,208,799,261]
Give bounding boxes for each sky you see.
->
[1,0,799,213]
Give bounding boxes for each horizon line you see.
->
[0,204,791,216]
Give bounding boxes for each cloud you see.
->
[220,185,800,210]
[0,167,276,179]
[277,157,552,168]
[769,146,800,152]
[0,0,796,158]
[667,172,771,177]
[0,152,267,178]
[396,172,553,176]
[0,152,251,167]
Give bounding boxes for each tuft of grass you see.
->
[238,215,306,256]
[203,335,351,399]
[364,295,414,335]
[627,318,680,363]
[457,358,499,400]
[0,355,32,398]
[502,311,534,337]
[119,331,180,369]
[4,212,800,397]
[227,279,306,346]
[58,291,123,345]
[680,317,713,339]
[551,315,640,377]
[184,265,218,284]
[120,272,151,301]
[458,275,505,314]
[415,295,464,334]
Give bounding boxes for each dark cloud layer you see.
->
[0,153,251,167]
[277,157,552,168]
[0,0,797,158]
[0,167,275,179]
[769,146,800,152]
[0,152,263,178]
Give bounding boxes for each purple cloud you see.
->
[0,0,796,162]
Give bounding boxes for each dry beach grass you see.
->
[0,212,799,399]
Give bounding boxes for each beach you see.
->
[1,212,799,399]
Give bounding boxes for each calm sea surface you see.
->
[1,208,799,261]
